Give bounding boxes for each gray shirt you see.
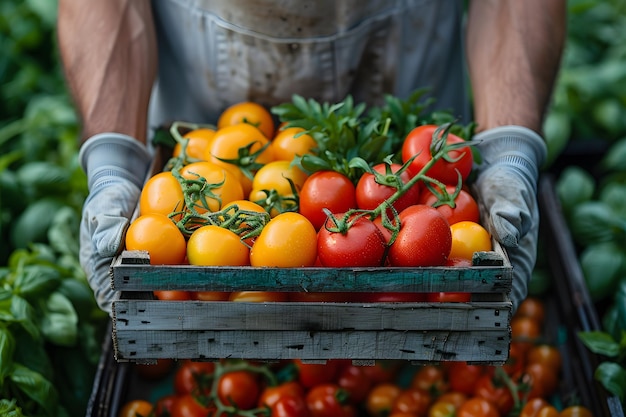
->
[148,0,469,130]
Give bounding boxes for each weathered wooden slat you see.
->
[111,251,512,293]
[112,299,511,332]
[112,329,510,364]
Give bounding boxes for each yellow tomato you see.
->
[250,212,317,267]
[250,160,308,197]
[187,225,250,266]
[125,213,187,265]
[139,171,184,220]
[180,161,244,213]
[270,127,317,161]
[204,123,275,196]
[448,221,492,260]
[217,101,275,139]
[173,128,216,160]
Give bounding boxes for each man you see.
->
[57,0,566,314]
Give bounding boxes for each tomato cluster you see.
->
[120,297,594,417]
[126,101,492,281]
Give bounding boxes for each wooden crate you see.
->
[111,246,512,365]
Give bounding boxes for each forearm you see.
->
[466,0,566,134]
[57,0,157,143]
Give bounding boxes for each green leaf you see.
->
[602,137,626,172]
[600,182,626,220]
[16,161,72,196]
[578,330,621,357]
[595,361,626,402]
[10,295,39,341]
[556,166,595,215]
[0,399,25,417]
[14,265,61,300]
[580,242,625,302]
[9,363,58,416]
[0,326,16,381]
[40,292,78,347]
[47,206,81,258]
[570,201,622,245]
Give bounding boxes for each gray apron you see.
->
[148,0,469,130]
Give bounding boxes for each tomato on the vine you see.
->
[173,127,216,160]
[187,225,250,266]
[402,124,473,185]
[139,171,185,220]
[272,394,312,417]
[295,359,339,389]
[391,387,432,416]
[337,364,373,404]
[259,381,306,409]
[153,395,177,417]
[180,161,244,213]
[170,394,214,417]
[355,163,421,215]
[271,126,317,161]
[410,365,448,396]
[474,374,515,416]
[366,383,402,417]
[173,360,215,396]
[419,184,480,225]
[388,205,452,267]
[299,171,357,230]
[445,362,485,396]
[217,370,261,410]
[317,214,387,268]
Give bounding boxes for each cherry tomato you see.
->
[449,221,492,261]
[250,159,308,200]
[271,126,317,161]
[402,124,473,185]
[259,381,306,409]
[191,291,231,301]
[388,205,452,267]
[428,401,457,417]
[170,393,214,417]
[229,291,289,302]
[391,387,432,416]
[173,360,215,396]
[527,344,562,374]
[217,370,261,410]
[153,290,192,301]
[295,359,339,389]
[217,101,275,139]
[559,405,594,417]
[139,171,185,220]
[180,161,244,213]
[511,316,542,353]
[337,364,373,404]
[356,292,427,302]
[134,359,175,380]
[299,171,357,230]
[519,398,550,417]
[250,212,318,267]
[186,225,250,266]
[411,365,448,396]
[317,214,387,268]
[118,399,153,417]
[436,392,468,409]
[153,395,177,417]
[456,397,500,417]
[445,362,485,396]
[515,297,546,325]
[419,184,480,226]
[502,342,527,376]
[125,213,187,265]
[272,394,312,417]
[306,383,356,417]
[474,374,515,416]
[173,127,216,160]
[355,163,421,215]
[366,383,403,417]
[520,362,559,399]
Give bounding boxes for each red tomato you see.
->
[391,387,432,416]
[362,361,401,385]
[272,394,312,417]
[356,163,421,215]
[317,214,387,267]
[502,342,527,376]
[170,394,213,417]
[259,381,306,409]
[519,362,559,399]
[289,292,356,302]
[474,374,515,416]
[427,292,471,302]
[519,398,550,417]
[153,290,192,301]
[153,395,177,417]
[337,364,373,404]
[388,205,451,267]
[402,125,473,185]
[173,360,215,396]
[456,397,500,417]
[295,359,340,389]
[410,365,448,396]
[366,383,403,417]
[356,292,427,302]
[419,184,480,225]
[299,171,357,230]
[306,384,357,417]
[217,370,261,410]
[445,362,485,396]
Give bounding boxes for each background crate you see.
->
[111,246,513,364]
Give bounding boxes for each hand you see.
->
[472,126,547,313]
[79,134,151,314]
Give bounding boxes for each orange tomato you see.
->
[173,128,216,160]
[118,399,153,417]
[204,123,275,195]
[229,291,289,302]
[217,101,275,139]
[270,127,317,161]
[366,383,402,417]
[139,171,185,219]
[180,161,244,213]
[187,225,250,266]
[125,213,187,265]
[191,291,232,301]
[448,221,492,260]
[250,212,317,267]
[250,160,308,197]
[153,290,191,301]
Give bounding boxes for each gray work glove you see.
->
[472,126,546,314]
[79,134,152,314]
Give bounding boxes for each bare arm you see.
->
[466,0,567,134]
[57,0,157,143]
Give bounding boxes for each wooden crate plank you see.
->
[112,329,510,364]
[112,300,511,332]
[111,252,512,293]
